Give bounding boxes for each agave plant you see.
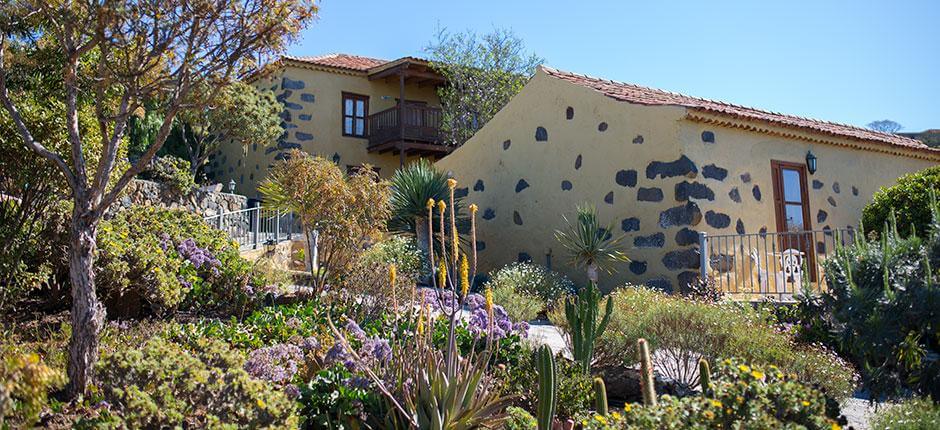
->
[554,203,629,283]
[389,159,466,257]
[331,178,511,429]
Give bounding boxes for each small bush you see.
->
[0,351,64,428]
[558,286,857,398]
[95,337,298,429]
[97,206,264,317]
[297,365,386,428]
[817,211,940,400]
[863,165,940,238]
[338,236,424,322]
[503,406,537,430]
[487,262,574,310]
[146,155,197,195]
[870,397,940,430]
[491,282,542,322]
[497,349,593,419]
[579,360,844,430]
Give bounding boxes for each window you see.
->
[342,92,368,137]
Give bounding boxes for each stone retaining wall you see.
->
[107,179,248,218]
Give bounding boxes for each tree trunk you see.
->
[65,205,106,398]
[304,227,318,274]
[415,217,430,256]
[586,262,599,285]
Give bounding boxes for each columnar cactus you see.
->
[637,338,657,406]
[535,345,557,430]
[564,282,613,374]
[593,377,608,416]
[698,358,712,395]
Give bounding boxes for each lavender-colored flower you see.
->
[345,318,367,341]
[465,293,486,311]
[512,321,530,338]
[298,336,320,353]
[324,342,348,365]
[283,384,301,400]
[360,337,392,363]
[344,376,371,389]
[244,343,304,385]
[158,233,172,251]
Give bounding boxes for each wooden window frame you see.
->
[770,160,813,233]
[341,92,369,138]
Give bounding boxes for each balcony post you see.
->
[398,66,406,167]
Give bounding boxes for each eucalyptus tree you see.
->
[0,0,317,397]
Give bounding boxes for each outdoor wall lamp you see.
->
[228,179,236,193]
[806,151,817,175]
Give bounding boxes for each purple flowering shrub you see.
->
[244,343,305,386]
[97,206,266,317]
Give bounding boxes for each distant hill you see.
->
[899,130,940,148]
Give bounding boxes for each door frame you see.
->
[770,159,816,281]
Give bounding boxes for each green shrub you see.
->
[503,406,537,430]
[557,286,857,399]
[863,165,940,238]
[0,351,65,428]
[146,155,197,195]
[870,397,940,430]
[496,349,594,419]
[488,262,574,310]
[97,206,264,317]
[298,364,386,428]
[95,337,298,429]
[491,282,543,322]
[816,211,940,400]
[579,360,844,430]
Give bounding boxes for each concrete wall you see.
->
[210,64,441,199]
[437,69,937,292]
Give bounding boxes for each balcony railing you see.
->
[367,103,444,149]
[699,228,857,301]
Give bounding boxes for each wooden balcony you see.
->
[366,103,453,158]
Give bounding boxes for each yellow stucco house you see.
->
[212,53,940,297]
[209,54,452,198]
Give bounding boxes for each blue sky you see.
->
[289,0,939,132]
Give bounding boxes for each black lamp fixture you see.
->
[227,179,236,193]
[805,151,817,175]
[332,152,341,164]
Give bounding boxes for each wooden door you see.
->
[770,160,816,283]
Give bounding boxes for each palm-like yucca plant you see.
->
[554,203,629,283]
[389,159,465,257]
[332,178,511,429]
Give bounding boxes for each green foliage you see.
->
[564,283,613,373]
[863,166,940,238]
[96,206,263,317]
[94,337,298,429]
[491,281,543,322]
[562,287,857,399]
[504,406,537,430]
[260,150,391,290]
[426,27,543,146]
[555,204,628,282]
[298,365,386,429]
[535,345,557,430]
[579,360,844,430]
[388,159,461,236]
[144,155,197,194]
[0,351,65,428]
[870,397,940,430]
[488,262,574,309]
[593,377,608,416]
[815,208,940,400]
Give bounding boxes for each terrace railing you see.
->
[203,206,300,250]
[699,228,857,301]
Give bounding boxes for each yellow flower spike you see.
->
[389,264,397,288]
[468,203,478,214]
[447,178,457,189]
[417,305,425,335]
[437,200,446,214]
[485,287,494,314]
[438,260,447,289]
[459,254,470,297]
[426,198,435,210]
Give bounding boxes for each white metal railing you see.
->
[203,206,300,250]
[698,228,856,301]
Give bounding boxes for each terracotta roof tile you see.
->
[541,66,934,154]
[284,53,389,72]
